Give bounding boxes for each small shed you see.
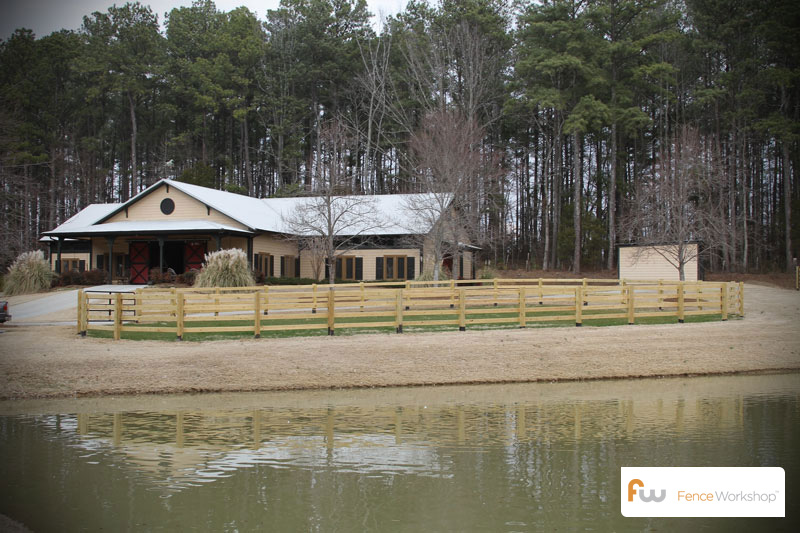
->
[618,243,700,281]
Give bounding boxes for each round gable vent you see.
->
[160,198,175,215]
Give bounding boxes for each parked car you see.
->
[0,301,9,323]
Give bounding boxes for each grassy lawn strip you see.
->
[86,308,730,341]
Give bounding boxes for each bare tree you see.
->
[407,110,485,280]
[282,119,386,284]
[620,125,728,280]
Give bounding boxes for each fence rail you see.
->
[76,279,745,341]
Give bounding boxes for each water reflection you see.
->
[1,373,798,531]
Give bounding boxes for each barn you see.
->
[42,179,475,283]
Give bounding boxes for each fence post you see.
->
[721,283,728,321]
[327,288,335,336]
[176,291,184,341]
[575,287,583,327]
[519,287,527,328]
[493,278,498,306]
[113,292,122,341]
[312,283,318,314]
[658,280,663,310]
[360,282,365,312]
[697,283,704,311]
[582,278,588,306]
[627,286,635,325]
[450,279,456,308]
[677,282,685,323]
[254,291,261,338]
[214,287,220,317]
[395,289,403,333]
[738,281,745,317]
[538,278,543,305]
[458,288,466,331]
[76,290,84,335]
[263,286,269,316]
[796,265,799,291]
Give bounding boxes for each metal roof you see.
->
[44,179,448,238]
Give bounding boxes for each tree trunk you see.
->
[607,120,617,271]
[128,91,138,196]
[784,141,793,271]
[572,132,581,273]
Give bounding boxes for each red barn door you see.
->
[129,242,149,284]
[184,242,206,271]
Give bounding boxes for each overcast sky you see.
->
[1,0,406,40]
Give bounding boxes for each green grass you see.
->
[86,307,734,341]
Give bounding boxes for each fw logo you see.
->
[627,479,667,503]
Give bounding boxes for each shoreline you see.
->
[1,283,798,401]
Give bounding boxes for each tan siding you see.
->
[299,248,422,281]
[619,244,698,281]
[252,235,298,277]
[105,185,248,230]
[51,253,90,270]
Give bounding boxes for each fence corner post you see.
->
[312,283,318,314]
[176,290,184,341]
[77,289,84,335]
[677,282,685,323]
[519,287,527,328]
[254,291,261,338]
[327,288,335,335]
[395,289,403,333]
[458,288,466,331]
[738,281,744,317]
[575,287,583,327]
[627,285,635,325]
[113,292,122,340]
[721,284,728,321]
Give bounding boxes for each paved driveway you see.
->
[8,290,79,321]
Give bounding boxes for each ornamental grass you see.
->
[194,248,255,288]
[3,250,54,296]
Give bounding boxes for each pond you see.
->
[1,373,797,531]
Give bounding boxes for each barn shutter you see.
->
[79,260,86,272]
[269,255,275,277]
[55,259,60,273]
[355,257,363,281]
[375,257,383,280]
[96,254,104,270]
[335,258,343,279]
[295,257,300,278]
[397,256,405,279]
[280,256,285,277]
[459,255,464,279]
[407,257,415,280]
[324,259,330,280]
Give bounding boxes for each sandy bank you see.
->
[0,284,798,400]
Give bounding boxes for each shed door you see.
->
[184,242,206,271]
[129,242,149,284]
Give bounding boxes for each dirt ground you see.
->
[0,283,798,400]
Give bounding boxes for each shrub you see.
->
[477,265,497,280]
[194,248,255,288]
[263,276,321,286]
[83,269,108,285]
[149,268,176,285]
[177,269,199,286]
[53,269,82,287]
[4,250,54,296]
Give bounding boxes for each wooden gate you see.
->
[129,242,149,284]
[184,242,206,271]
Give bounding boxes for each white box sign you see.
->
[621,467,785,517]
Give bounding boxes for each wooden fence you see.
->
[76,279,744,341]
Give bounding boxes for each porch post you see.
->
[247,236,253,267]
[56,237,63,274]
[158,236,165,273]
[106,236,115,283]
